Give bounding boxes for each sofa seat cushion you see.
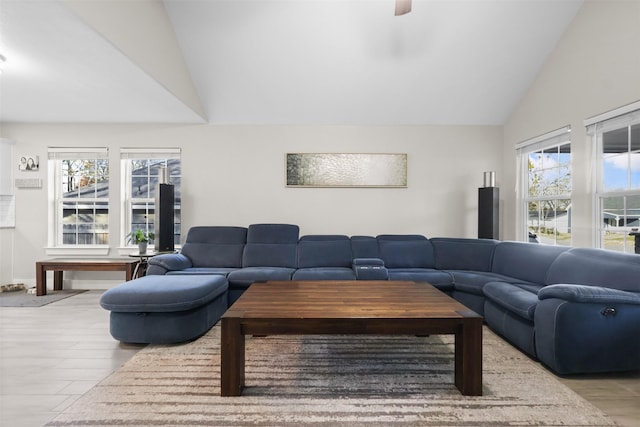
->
[227,266,295,284]
[166,267,238,276]
[483,281,539,321]
[450,271,527,295]
[100,275,228,313]
[292,267,356,281]
[387,269,453,289]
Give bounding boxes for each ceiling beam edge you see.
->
[62,0,207,121]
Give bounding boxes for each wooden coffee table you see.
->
[220,280,483,396]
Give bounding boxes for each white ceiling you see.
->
[0,0,583,125]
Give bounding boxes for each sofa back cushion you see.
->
[297,235,352,268]
[545,248,640,292]
[350,236,379,259]
[377,235,435,268]
[431,238,498,272]
[181,226,247,268]
[242,223,299,268]
[492,241,569,285]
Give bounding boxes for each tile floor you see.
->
[0,291,144,427]
[1,290,639,426]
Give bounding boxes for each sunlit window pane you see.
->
[602,231,626,252]
[631,152,640,189]
[596,111,640,253]
[543,146,560,169]
[603,154,628,191]
[523,137,571,246]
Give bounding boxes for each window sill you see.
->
[46,246,110,257]
[116,246,181,256]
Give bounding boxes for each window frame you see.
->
[47,147,110,256]
[120,148,182,250]
[516,126,572,245]
[587,102,640,253]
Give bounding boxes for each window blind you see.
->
[48,147,108,159]
[120,148,180,159]
[585,100,640,135]
[515,126,571,154]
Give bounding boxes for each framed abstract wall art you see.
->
[286,153,407,188]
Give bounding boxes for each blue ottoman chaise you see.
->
[100,275,228,344]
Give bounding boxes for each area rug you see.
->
[47,326,614,426]
[0,289,87,307]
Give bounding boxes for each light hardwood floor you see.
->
[0,291,638,426]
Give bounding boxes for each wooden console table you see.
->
[35,258,139,296]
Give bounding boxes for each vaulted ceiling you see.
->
[0,0,583,125]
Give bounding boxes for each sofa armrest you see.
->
[352,258,388,280]
[146,253,192,275]
[538,284,640,305]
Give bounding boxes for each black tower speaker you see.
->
[155,183,175,252]
[478,187,499,239]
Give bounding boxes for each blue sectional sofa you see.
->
[146,223,640,376]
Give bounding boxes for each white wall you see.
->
[503,0,640,244]
[0,124,502,288]
[0,139,15,285]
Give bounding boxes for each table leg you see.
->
[126,263,136,281]
[36,263,46,296]
[221,315,245,396]
[139,261,147,277]
[454,317,483,396]
[53,271,63,291]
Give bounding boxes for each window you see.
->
[516,127,571,245]
[587,102,640,253]
[121,148,181,248]
[48,148,109,246]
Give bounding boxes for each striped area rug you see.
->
[48,326,614,426]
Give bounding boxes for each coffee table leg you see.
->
[221,316,245,396]
[455,317,483,396]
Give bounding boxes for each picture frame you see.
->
[286,153,407,188]
[18,155,39,172]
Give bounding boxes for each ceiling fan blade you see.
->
[395,0,412,16]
